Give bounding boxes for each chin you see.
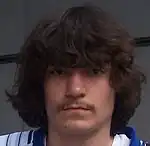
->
[60,120,97,135]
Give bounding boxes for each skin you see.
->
[44,68,115,146]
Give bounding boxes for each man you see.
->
[0,4,149,146]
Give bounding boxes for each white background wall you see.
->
[0,0,150,140]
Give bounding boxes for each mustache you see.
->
[57,100,95,112]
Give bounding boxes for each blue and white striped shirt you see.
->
[0,127,149,146]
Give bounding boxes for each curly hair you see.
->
[6,5,146,135]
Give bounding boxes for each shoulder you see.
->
[0,130,34,146]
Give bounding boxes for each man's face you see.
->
[44,68,115,134]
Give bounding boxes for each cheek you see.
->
[44,78,66,108]
[88,78,115,111]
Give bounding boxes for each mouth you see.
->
[63,106,90,111]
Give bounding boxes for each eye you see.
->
[55,69,66,75]
[92,69,101,74]
[49,68,67,76]
[88,68,104,76]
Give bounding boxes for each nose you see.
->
[65,71,86,98]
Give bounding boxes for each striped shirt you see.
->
[0,127,149,146]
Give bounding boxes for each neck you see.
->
[46,124,113,146]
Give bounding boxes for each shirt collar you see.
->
[32,126,141,146]
[116,126,141,146]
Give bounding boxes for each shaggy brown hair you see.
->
[6,5,146,135]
